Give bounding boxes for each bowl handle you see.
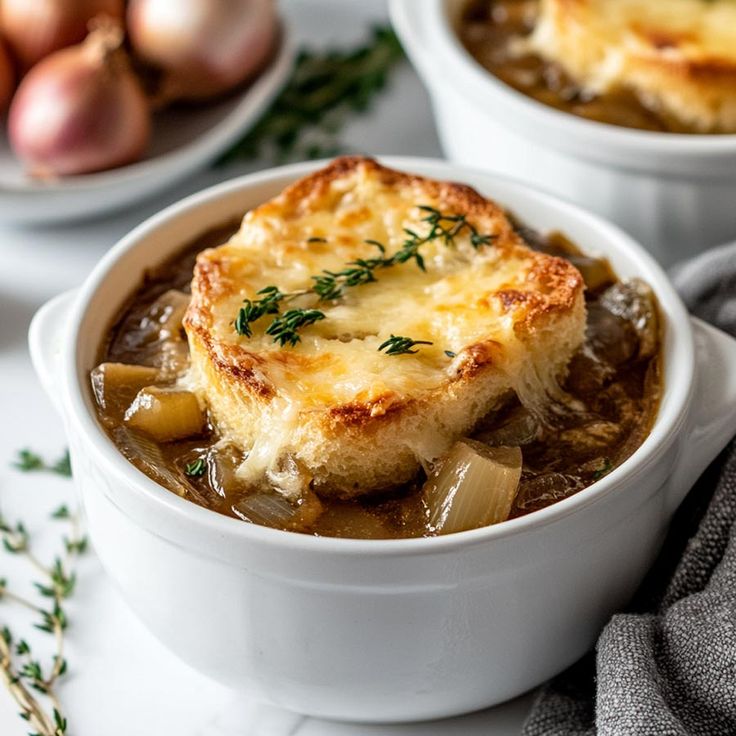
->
[667,317,736,514]
[28,289,78,417]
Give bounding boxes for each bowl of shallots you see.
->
[0,0,294,224]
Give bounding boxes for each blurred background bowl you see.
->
[391,0,736,266]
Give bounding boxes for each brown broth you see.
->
[92,221,662,538]
[459,0,714,134]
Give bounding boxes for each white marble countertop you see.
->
[0,1,534,733]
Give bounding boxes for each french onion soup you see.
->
[459,0,736,134]
[91,157,661,538]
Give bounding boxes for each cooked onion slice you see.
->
[124,386,204,442]
[567,254,613,293]
[146,289,190,340]
[234,490,323,531]
[599,279,659,359]
[115,427,192,498]
[475,406,540,447]
[234,494,295,527]
[424,440,522,534]
[90,362,160,417]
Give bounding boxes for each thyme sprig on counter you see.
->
[233,206,495,348]
[1,451,85,736]
[13,450,71,479]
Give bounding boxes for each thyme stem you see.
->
[1,449,84,736]
[0,589,43,614]
[233,205,495,347]
[0,637,56,735]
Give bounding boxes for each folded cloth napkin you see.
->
[522,241,736,736]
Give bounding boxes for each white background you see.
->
[0,1,535,733]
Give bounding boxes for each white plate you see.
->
[0,26,295,225]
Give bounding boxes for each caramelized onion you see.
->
[127,0,278,101]
[515,472,585,513]
[234,490,323,531]
[90,362,160,417]
[124,386,204,442]
[475,406,540,447]
[115,428,193,499]
[567,254,613,293]
[148,289,190,340]
[8,22,151,177]
[599,280,659,359]
[424,440,522,534]
[0,0,124,71]
[234,494,297,528]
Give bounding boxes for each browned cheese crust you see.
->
[184,157,586,498]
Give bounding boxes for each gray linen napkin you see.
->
[522,242,736,736]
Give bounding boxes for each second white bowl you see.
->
[391,0,736,266]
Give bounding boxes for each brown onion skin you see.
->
[127,0,278,102]
[8,33,151,176]
[0,0,124,72]
[0,38,15,110]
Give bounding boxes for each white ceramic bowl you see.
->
[29,158,736,722]
[390,0,736,267]
[0,28,294,224]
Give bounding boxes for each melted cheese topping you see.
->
[525,0,736,132]
[196,179,539,408]
[185,159,584,495]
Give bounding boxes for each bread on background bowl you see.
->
[391,0,736,266]
[29,158,736,721]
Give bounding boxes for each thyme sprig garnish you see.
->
[234,286,285,338]
[266,309,326,347]
[233,205,495,348]
[1,450,85,736]
[311,240,388,301]
[378,335,434,356]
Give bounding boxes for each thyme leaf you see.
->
[378,335,434,356]
[266,309,326,347]
[234,286,286,337]
[311,241,388,301]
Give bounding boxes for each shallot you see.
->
[0,0,124,71]
[8,22,151,177]
[0,39,15,110]
[127,0,278,102]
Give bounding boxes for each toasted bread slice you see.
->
[184,157,585,499]
[525,0,736,132]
